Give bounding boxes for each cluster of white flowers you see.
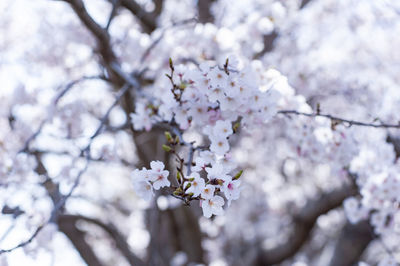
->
[284,115,361,177]
[133,149,242,218]
[130,59,282,217]
[345,168,400,236]
[194,154,242,218]
[131,161,170,201]
[133,60,281,148]
[130,102,153,132]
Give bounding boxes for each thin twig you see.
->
[186,144,195,176]
[80,83,131,155]
[140,17,198,63]
[0,225,44,254]
[1,84,130,254]
[278,110,400,129]
[105,0,120,31]
[110,62,140,88]
[0,223,16,244]
[19,75,103,153]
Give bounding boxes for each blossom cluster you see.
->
[344,168,400,235]
[131,161,170,201]
[132,149,242,218]
[187,152,242,218]
[131,59,281,217]
[132,59,281,153]
[129,56,400,266]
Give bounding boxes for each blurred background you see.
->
[1,0,400,265]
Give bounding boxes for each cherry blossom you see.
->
[201,185,216,200]
[133,179,154,201]
[201,195,225,218]
[184,173,205,197]
[221,179,241,205]
[2,0,400,265]
[149,161,170,190]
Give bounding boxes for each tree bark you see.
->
[255,185,358,265]
[198,0,216,23]
[328,221,374,266]
[58,216,104,266]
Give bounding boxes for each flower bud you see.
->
[173,187,183,196]
[233,122,240,133]
[165,131,173,142]
[162,144,172,152]
[177,172,182,183]
[233,170,243,180]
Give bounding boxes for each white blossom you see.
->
[201,195,225,218]
[201,184,215,200]
[184,173,205,197]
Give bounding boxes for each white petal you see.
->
[202,202,212,218]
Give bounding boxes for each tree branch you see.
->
[58,215,104,266]
[253,31,278,59]
[105,0,120,31]
[59,214,145,266]
[255,184,358,265]
[197,0,216,23]
[116,0,160,34]
[0,152,89,255]
[61,2,206,265]
[253,0,316,59]
[19,75,103,153]
[62,0,124,84]
[328,221,374,266]
[387,135,400,159]
[300,0,313,9]
[0,225,44,255]
[278,110,400,129]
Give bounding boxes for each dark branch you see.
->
[62,0,123,84]
[59,214,145,266]
[255,184,358,265]
[80,83,131,156]
[19,75,103,153]
[278,110,400,129]
[0,225,44,255]
[328,221,374,266]
[105,0,120,31]
[152,0,164,19]
[387,135,400,159]
[253,31,278,59]
[300,0,313,9]
[197,0,216,23]
[140,17,197,63]
[63,0,115,61]
[253,0,315,59]
[58,215,104,266]
[0,153,89,254]
[117,0,159,34]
